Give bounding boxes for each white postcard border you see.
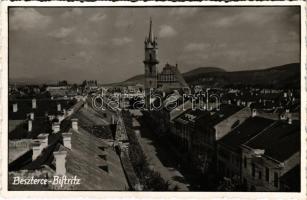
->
[0,1,306,199]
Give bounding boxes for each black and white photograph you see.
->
[3,2,305,196]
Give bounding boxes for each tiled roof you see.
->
[9,133,62,171]
[173,108,209,126]
[63,127,128,190]
[8,99,76,120]
[193,104,242,131]
[245,120,300,162]
[219,117,275,152]
[210,104,242,125]
[9,118,52,140]
[9,107,128,190]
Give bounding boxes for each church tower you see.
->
[144,18,159,108]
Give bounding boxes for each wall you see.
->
[215,107,251,141]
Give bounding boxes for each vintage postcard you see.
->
[0,1,306,199]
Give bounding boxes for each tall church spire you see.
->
[148,17,154,43]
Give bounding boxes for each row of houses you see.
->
[145,89,300,191]
[8,96,129,190]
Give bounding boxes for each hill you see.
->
[183,67,226,77]
[118,67,226,86]
[111,63,300,89]
[184,63,300,89]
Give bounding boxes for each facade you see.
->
[157,63,190,92]
[217,116,275,181]
[241,120,300,191]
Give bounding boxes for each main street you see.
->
[135,116,190,191]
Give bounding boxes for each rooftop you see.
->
[9,99,76,120]
[9,118,52,140]
[195,104,242,129]
[9,106,128,190]
[219,116,275,152]
[245,120,300,162]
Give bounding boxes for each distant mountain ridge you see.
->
[121,67,225,85]
[183,67,226,77]
[118,63,300,89]
[11,63,300,89]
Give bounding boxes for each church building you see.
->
[143,18,190,106]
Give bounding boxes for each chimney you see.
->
[53,151,67,175]
[13,103,18,112]
[237,99,241,106]
[62,132,72,150]
[288,114,292,124]
[37,133,49,149]
[32,140,42,160]
[71,118,78,131]
[28,120,33,132]
[84,103,88,109]
[288,117,292,124]
[52,122,60,133]
[29,112,34,120]
[57,103,61,112]
[111,115,116,125]
[32,98,37,109]
[253,149,265,158]
[251,109,257,117]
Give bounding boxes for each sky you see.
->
[9,6,300,84]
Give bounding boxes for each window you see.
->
[231,120,240,129]
[265,167,270,182]
[258,171,262,180]
[252,163,255,178]
[244,156,247,168]
[274,172,279,188]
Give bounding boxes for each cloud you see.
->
[75,37,91,45]
[76,51,92,62]
[49,27,75,39]
[214,8,295,28]
[112,37,133,46]
[10,8,52,31]
[184,43,210,52]
[158,25,177,38]
[89,13,107,22]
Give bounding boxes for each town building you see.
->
[8,99,129,190]
[217,116,275,181]
[241,119,300,191]
[157,63,190,93]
